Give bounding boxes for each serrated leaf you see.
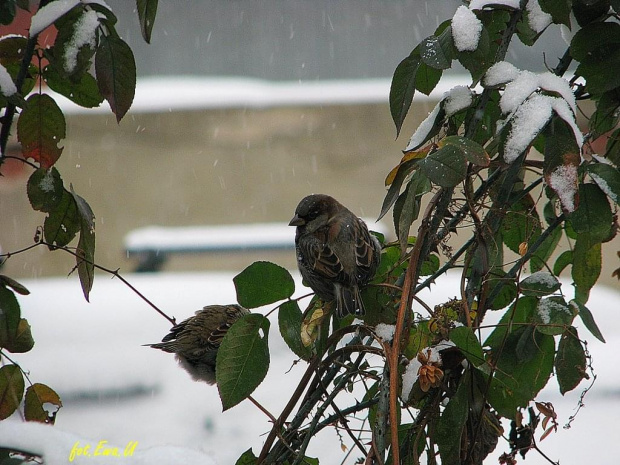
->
[95,34,136,122]
[234,261,294,308]
[17,94,66,168]
[436,379,469,465]
[538,0,571,26]
[27,167,64,213]
[278,300,312,361]
[24,383,62,423]
[450,326,484,366]
[216,314,270,411]
[569,183,613,243]
[520,271,561,297]
[71,186,95,301]
[415,62,442,96]
[43,65,104,108]
[0,275,29,296]
[535,296,576,335]
[570,299,605,343]
[587,163,620,205]
[420,34,452,70]
[389,51,420,137]
[0,365,24,420]
[418,144,467,187]
[136,0,158,44]
[439,135,490,166]
[555,327,586,395]
[44,189,81,248]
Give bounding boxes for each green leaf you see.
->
[530,224,562,273]
[44,190,81,248]
[234,261,294,308]
[51,8,97,79]
[501,198,542,255]
[570,299,605,343]
[16,94,66,168]
[24,383,62,422]
[450,326,484,366]
[553,250,573,275]
[487,268,518,310]
[607,127,620,165]
[278,300,312,361]
[0,35,28,64]
[419,253,440,276]
[389,51,420,137]
[520,271,561,297]
[485,296,536,352]
[0,286,20,350]
[418,144,467,187]
[216,314,270,411]
[589,90,620,137]
[43,65,104,108]
[379,159,418,220]
[5,319,34,353]
[572,238,601,305]
[436,379,469,465]
[27,167,64,213]
[234,448,258,465]
[569,183,613,243]
[415,62,442,96]
[0,1,16,26]
[71,186,96,301]
[538,0,572,26]
[95,34,136,122]
[0,275,29,296]
[136,0,159,44]
[394,170,430,251]
[440,136,489,166]
[535,296,576,335]
[587,163,620,205]
[420,31,452,70]
[555,327,586,395]
[572,23,620,94]
[0,365,24,420]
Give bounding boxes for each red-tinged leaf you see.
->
[385,147,430,186]
[95,34,136,122]
[136,0,158,44]
[0,365,24,420]
[16,94,66,168]
[24,383,62,423]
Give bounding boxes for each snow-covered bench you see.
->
[124,220,386,271]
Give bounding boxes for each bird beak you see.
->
[289,214,305,226]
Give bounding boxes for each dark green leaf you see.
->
[415,62,442,96]
[485,296,537,351]
[234,261,294,308]
[278,300,312,361]
[570,299,605,343]
[51,8,97,79]
[234,448,257,465]
[95,34,136,122]
[394,170,430,251]
[418,144,467,187]
[0,286,20,350]
[0,1,16,25]
[590,90,620,137]
[555,327,586,394]
[0,275,29,296]
[487,268,518,310]
[456,24,491,82]
[136,0,159,44]
[5,319,34,353]
[216,314,270,411]
[27,167,64,213]
[501,198,542,254]
[419,253,439,277]
[572,238,601,304]
[587,163,620,205]
[436,379,469,465]
[441,136,489,166]
[535,296,576,335]
[0,365,24,420]
[44,190,81,248]
[0,35,28,64]
[17,94,66,168]
[24,383,62,422]
[389,51,420,137]
[553,250,573,275]
[378,159,418,221]
[71,186,96,301]
[520,271,561,297]
[572,23,620,94]
[570,183,613,243]
[606,127,620,165]
[573,0,613,27]
[420,34,452,70]
[538,0,572,26]
[43,65,104,108]
[530,224,562,273]
[450,327,484,366]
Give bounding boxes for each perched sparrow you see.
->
[146,304,249,385]
[289,194,381,317]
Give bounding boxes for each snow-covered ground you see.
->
[2,271,618,464]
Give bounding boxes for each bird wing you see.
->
[354,218,380,283]
[299,229,346,281]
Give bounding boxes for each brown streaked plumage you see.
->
[289,194,381,317]
[146,304,249,385]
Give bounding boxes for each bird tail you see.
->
[336,285,365,317]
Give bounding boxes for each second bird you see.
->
[289,194,381,317]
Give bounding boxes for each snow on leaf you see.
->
[526,0,552,33]
[484,61,519,87]
[452,6,483,52]
[405,102,441,152]
[0,64,17,97]
[443,85,473,117]
[30,0,80,36]
[503,94,553,163]
[548,164,578,213]
[64,10,100,74]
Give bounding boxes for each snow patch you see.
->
[469,0,520,9]
[548,164,578,212]
[452,6,483,52]
[375,323,396,342]
[30,0,80,36]
[500,70,540,114]
[405,102,441,151]
[64,10,100,74]
[443,85,473,117]
[0,64,17,97]
[525,271,558,287]
[589,173,618,203]
[484,61,520,87]
[503,94,553,163]
[526,0,553,33]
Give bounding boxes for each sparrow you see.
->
[289,194,381,317]
[146,304,249,385]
